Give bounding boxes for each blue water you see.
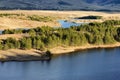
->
[58,20,84,28]
[0,48,120,80]
[0,30,3,34]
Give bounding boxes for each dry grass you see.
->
[0,10,119,30]
[50,43,120,54]
[0,34,29,40]
[0,49,43,60]
[0,17,60,30]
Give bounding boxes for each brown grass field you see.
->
[0,33,29,40]
[0,10,120,30]
[0,10,119,40]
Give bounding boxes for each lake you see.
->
[0,20,84,34]
[58,20,85,28]
[0,47,120,80]
[0,30,3,34]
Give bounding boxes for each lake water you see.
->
[58,20,84,28]
[0,47,120,80]
[0,30,3,34]
[0,20,83,34]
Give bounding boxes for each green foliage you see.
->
[45,50,52,57]
[1,20,120,50]
[20,38,32,50]
[85,33,94,44]
[27,15,53,22]
[103,20,120,26]
[28,29,36,36]
[0,13,24,17]
[115,27,120,41]
[0,40,3,50]
[76,15,102,19]
[2,29,24,34]
[3,38,17,50]
[103,30,116,44]
[0,13,54,22]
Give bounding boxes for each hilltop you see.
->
[0,0,120,11]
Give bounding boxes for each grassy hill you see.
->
[0,0,120,11]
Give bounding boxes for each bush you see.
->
[76,15,102,19]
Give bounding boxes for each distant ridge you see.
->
[0,0,120,11]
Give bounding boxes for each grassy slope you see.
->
[0,10,120,30]
[0,0,120,11]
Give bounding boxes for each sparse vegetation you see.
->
[0,13,54,22]
[27,15,53,22]
[0,20,120,50]
[75,15,102,19]
[0,13,24,17]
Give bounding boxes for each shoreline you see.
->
[50,43,120,54]
[0,43,120,61]
[0,10,120,61]
[0,49,51,62]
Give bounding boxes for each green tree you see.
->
[0,40,3,50]
[26,38,32,49]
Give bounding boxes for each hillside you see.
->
[0,0,120,11]
[0,10,120,30]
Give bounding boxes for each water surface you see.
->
[0,48,120,80]
[58,20,84,28]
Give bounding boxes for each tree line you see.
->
[0,20,120,50]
